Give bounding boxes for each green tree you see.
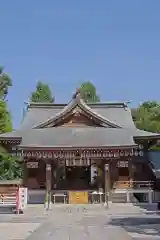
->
[134,101,160,133]
[0,66,22,180]
[80,81,100,103]
[0,100,12,133]
[0,148,22,180]
[0,66,12,100]
[0,66,12,133]
[31,81,54,102]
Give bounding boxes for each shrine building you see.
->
[0,91,160,203]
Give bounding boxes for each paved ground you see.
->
[0,204,160,239]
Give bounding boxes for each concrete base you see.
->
[0,206,16,214]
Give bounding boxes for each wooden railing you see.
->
[0,192,17,206]
[113,181,153,189]
[0,189,18,213]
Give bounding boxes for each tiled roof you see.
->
[18,127,136,148]
[0,131,22,139]
[20,98,136,130]
[0,95,159,147]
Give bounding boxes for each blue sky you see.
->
[0,1,160,128]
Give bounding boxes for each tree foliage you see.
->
[0,66,22,180]
[0,66,12,100]
[0,67,12,133]
[30,81,54,102]
[0,67,12,134]
[134,101,160,133]
[80,81,100,103]
[0,100,12,133]
[0,148,22,180]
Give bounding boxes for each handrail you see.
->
[114,180,153,189]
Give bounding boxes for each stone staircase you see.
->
[110,192,127,203]
[110,192,139,203]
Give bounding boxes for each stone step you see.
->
[110,192,140,203]
[111,192,127,203]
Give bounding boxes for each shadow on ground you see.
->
[108,215,160,238]
[133,203,158,212]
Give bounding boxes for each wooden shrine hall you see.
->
[0,90,160,199]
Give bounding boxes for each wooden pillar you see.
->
[45,161,52,209]
[22,160,27,187]
[109,161,114,189]
[115,159,119,184]
[104,162,110,202]
[128,157,133,188]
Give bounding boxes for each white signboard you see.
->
[18,187,28,210]
[91,165,98,184]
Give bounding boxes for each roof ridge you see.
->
[28,103,66,109]
[88,101,130,106]
[27,100,130,108]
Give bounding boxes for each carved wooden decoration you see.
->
[58,113,101,127]
[0,139,21,145]
[72,106,82,115]
[117,161,128,168]
[27,162,39,168]
[22,149,134,159]
[66,159,90,166]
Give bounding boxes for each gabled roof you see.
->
[0,93,160,147]
[33,95,121,128]
[19,96,135,130]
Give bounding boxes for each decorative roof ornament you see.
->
[72,88,81,99]
[72,106,82,116]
